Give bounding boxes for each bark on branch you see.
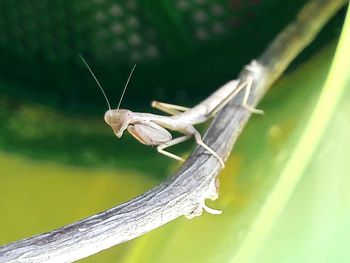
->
[0,0,347,262]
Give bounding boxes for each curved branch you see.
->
[0,0,346,262]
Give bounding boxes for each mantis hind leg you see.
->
[241,76,264,114]
[157,135,191,161]
[210,76,264,117]
[151,101,189,115]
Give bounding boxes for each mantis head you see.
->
[79,55,136,138]
[104,109,132,138]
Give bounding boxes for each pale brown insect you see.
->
[80,55,263,168]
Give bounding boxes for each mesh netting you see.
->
[1,0,316,111]
[0,0,263,64]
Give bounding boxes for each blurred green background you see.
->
[0,0,349,262]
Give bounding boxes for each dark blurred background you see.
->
[0,0,346,175]
[0,0,344,114]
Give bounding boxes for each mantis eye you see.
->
[104,110,113,125]
[104,110,124,125]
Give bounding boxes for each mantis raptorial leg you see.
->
[80,56,263,168]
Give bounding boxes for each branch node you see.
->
[184,177,221,219]
[202,202,223,215]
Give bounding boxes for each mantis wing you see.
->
[127,123,172,146]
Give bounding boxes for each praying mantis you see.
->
[80,55,263,168]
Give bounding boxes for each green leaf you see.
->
[121,7,350,263]
[0,154,157,262]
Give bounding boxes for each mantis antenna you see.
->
[117,64,136,110]
[79,54,111,111]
